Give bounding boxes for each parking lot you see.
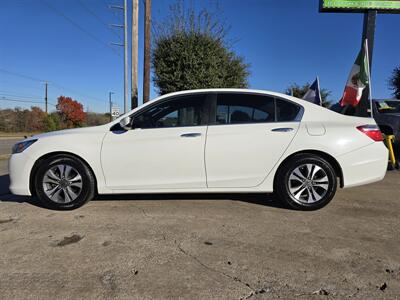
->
[0,149,400,299]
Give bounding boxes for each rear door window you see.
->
[216,93,275,125]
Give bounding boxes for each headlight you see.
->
[12,139,38,154]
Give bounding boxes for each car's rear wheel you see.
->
[34,154,95,210]
[274,154,337,210]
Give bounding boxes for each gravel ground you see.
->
[0,160,399,299]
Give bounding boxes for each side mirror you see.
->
[119,116,132,130]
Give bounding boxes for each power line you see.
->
[77,0,123,41]
[0,68,106,104]
[0,97,43,104]
[0,92,43,99]
[0,98,56,106]
[41,0,122,58]
[0,68,43,82]
[51,83,106,103]
[0,80,46,92]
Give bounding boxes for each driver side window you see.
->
[134,94,205,129]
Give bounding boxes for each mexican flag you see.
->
[340,42,370,107]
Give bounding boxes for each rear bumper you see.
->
[337,142,388,188]
[9,153,34,196]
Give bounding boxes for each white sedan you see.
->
[9,89,388,210]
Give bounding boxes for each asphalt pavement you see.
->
[0,160,399,299]
[0,138,20,156]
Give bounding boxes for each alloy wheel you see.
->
[42,164,83,203]
[288,163,330,204]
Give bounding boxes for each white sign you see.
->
[111,106,120,117]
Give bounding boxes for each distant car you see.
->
[373,99,400,157]
[9,89,388,210]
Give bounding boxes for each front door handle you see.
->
[271,127,294,132]
[180,133,202,138]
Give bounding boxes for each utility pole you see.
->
[143,0,151,103]
[131,0,139,109]
[109,2,128,114]
[123,0,128,113]
[44,81,48,113]
[109,91,114,122]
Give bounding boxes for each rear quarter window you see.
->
[276,99,302,122]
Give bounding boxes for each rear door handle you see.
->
[180,133,202,138]
[271,127,294,132]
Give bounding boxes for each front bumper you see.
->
[337,142,388,188]
[9,152,34,196]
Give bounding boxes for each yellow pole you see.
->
[386,135,396,167]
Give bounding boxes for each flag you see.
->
[303,77,322,105]
[340,42,370,107]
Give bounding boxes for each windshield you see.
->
[376,101,400,114]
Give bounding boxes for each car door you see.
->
[101,93,208,190]
[205,93,302,188]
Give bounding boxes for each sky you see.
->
[0,0,399,113]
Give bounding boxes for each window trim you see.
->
[208,92,304,126]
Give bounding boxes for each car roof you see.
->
[112,88,336,124]
[151,88,314,106]
[156,88,292,99]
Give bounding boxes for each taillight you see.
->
[357,125,384,142]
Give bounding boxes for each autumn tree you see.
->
[0,107,44,132]
[25,106,46,131]
[56,96,86,128]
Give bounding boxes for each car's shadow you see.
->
[0,174,286,210]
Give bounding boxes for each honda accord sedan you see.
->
[9,89,388,210]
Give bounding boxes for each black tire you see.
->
[34,154,95,210]
[274,154,337,211]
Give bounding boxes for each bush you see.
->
[152,1,249,95]
[43,113,60,132]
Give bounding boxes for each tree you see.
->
[389,66,400,99]
[285,83,332,108]
[85,112,109,126]
[152,1,249,95]
[0,107,45,132]
[56,96,86,128]
[25,106,46,132]
[43,113,60,132]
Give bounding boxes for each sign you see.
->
[111,106,120,118]
[320,0,400,13]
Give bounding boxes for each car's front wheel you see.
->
[34,154,95,210]
[274,154,337,210]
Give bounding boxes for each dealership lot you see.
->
[0,159,399,299]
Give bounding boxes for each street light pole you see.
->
[44,81,48,113]
[109,91,114,122]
